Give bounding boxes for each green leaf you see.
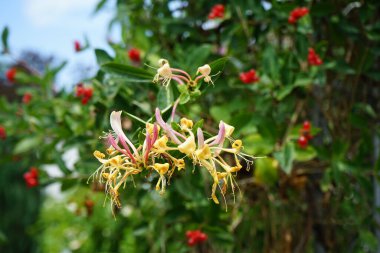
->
[185,44,212,71]
[254,158,278,186]
[192,119,204,133]
[171,122,181,132]
[273,142,295,174]
[276,78,312,100]
[1,26,9,54]
[157,86,174,110]
[101,62,154,80]
[262,46,279,81]
[93,0,107,14]
[210,105,231,122]
[209,57,229,75]
[177,84,190,104]
[244,133,274,155]
[14,136,42,154]
[295,146,317,161]
[95,49,113,65]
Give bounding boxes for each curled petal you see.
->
[209,121,226,146]
[152,124,159,144]
[107,134,136,163]
[171,98,180,122]
[110,111,138,155]
[155,108,181,144]
[197,128,204,148]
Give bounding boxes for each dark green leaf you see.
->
[95,49,113,65]
[273,142,295,174]
[1,26,9,54]
[209,57,229,75]
[101,62,154,80]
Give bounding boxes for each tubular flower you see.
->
[91,105,257,210]
[152,59,216,88]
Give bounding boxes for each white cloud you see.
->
[23,0,98,27]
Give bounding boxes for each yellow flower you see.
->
[174,158,185,171]
[153,163,170,175]
[178,135,196,156]
[180,117,193,130]
[153,135,169,153]
[232,139,243,151]
[195,144,211,160]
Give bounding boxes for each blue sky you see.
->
[0,0,119,89]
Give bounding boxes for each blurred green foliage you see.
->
[1,0,380,252]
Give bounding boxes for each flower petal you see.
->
[110,111,138,155]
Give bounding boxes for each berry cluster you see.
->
[297,121,313,149]
[186,230,208,247]
[22,93,32,104]
[76,83,93,105]
[74,40,81,52]
[23,167,39,188]
[239,69,259,84]
[308,48,323,66]
[288,7,309,24]
[6,68,17,83]
[0,125,6,140]
[208,4,225,19]
[128,48,141,63]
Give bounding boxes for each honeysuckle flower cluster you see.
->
[91,106,255,209]
[152,59,215,88]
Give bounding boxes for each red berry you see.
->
[81,97,89,105]
[302,121,311,131]
[76,83,84,97]
[208,4,225,19]
[186,231,194,238]
[208,12,216,19]
[288,7,309,24]
[128,48,141,62]
[213,4,225,13]
[288,16,296,24]
[298,135,308,148]
[6,68,17,83]
[239,69,259,84]
[22,93,32,104]
[29,167,39,177]
[74,40,81,52]
[0,126,6,140]
[84,88,93,99]
[23,169,39,188]
[198,232,208,242]
[25,177,38,188]
[308,48,323,66]
[304,132,313,141]
[187,237,197,247]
